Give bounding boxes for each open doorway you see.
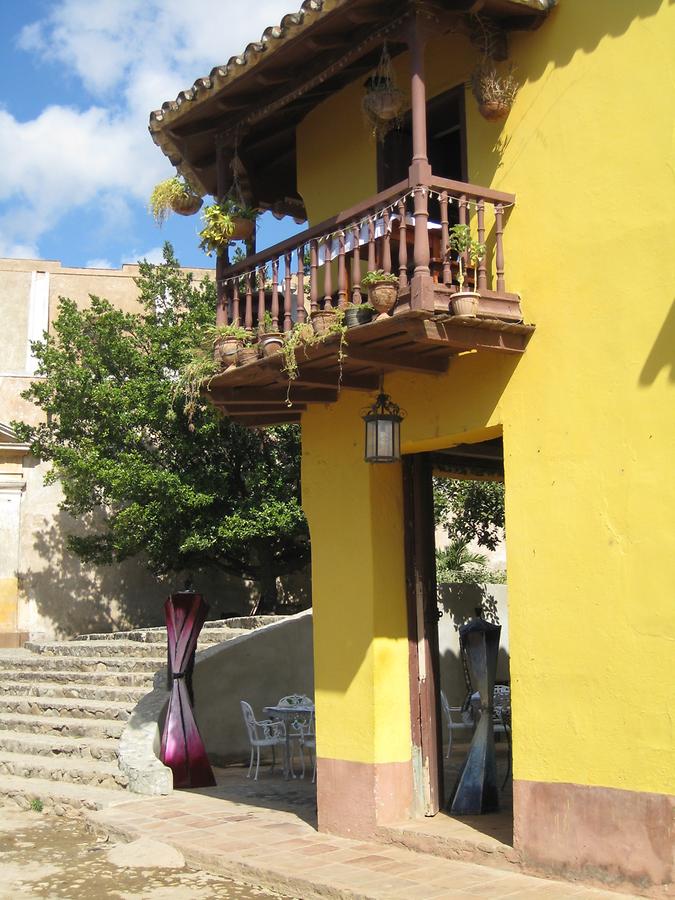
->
[402,438,513,852]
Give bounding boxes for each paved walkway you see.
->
[89,767,637,900]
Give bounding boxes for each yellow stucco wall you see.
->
[299,0,675,798]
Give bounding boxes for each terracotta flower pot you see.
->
[259,332,284,357]
[230,217,255,241]
[170,193,203,216]
[478,100,510,122]
[366,281,398,319]
[214,336,241,367]
[451,292,479,318]
[236,345,259,365]
[311,310,338,336]
[344,306,373,328]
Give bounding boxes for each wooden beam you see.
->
[216,402,307,416]
[235,413,302,427]
[405,318,531,354]
[345,345,450,374]
[293,369,379,391]
[211,387,337,404]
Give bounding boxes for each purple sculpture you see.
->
[159,590,216,788]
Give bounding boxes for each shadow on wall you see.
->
[437,583,510,707]
[640,298,675,386]
[19,509,255,639]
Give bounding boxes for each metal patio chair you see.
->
[440,689,474,758]
[240,700,287,781]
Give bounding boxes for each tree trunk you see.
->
[254,549,279,615]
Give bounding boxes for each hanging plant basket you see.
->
[471,63,518,122]
[170,192,203,217]
[362,81,404,123]
[230,216,255,242]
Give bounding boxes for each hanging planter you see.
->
[362,43,405,141]
[471,62,518,122]
[149,176,203,225]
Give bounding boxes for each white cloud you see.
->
[0,237,40,260]
[85,258,113,269]
[122,246,165,266]
[4,1,294,258]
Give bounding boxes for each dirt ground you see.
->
[0,806,287,900]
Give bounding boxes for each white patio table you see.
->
[263,704,314,779]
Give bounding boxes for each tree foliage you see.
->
[433,477,505,551]
[13,246,308,609]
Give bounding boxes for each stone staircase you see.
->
[0,617,279,816]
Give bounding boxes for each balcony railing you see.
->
[216,172,520,330]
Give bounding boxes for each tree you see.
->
[13,245,308,612]
[433,477,505,551]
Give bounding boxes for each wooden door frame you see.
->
[403,453,444,816]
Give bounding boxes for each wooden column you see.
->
[407,9,434,311]
[403,453,443,817]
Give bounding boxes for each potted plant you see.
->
[207,323,251,368]
[258,310,284,358]
[311,306,340,337]
[471,62,518,121]
[361,271,399,320]
[236,334,259,366]
[343,301,374,328]
[173,350,220,426]
[219,198,258,242]
[149,176,202,224]
[447,224,486,317]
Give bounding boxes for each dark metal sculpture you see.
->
[449,617,501,815]
[159,589,216,789]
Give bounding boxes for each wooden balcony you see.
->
[209,172,534,426]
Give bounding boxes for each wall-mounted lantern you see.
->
[362,392,405,463]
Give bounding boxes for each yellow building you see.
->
[149,0,674,890]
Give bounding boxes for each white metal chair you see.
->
[492,685,512,789]
[240,700,287,781]
[440,689,473,758]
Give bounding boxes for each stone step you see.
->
[0,749,127,791]
[0,712,125,740]
[0,668,156,687]
[0,772,124,814]
[0,694,132,722]
[73,627,243,645]
[71,615,284,643]
[0,730,119,763]
[0,655,164,673]
[0,681,148,704]
[24,640,169,659]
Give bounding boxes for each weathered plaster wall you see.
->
[0,258,258,640]
[193,611,314,765]
[297,0,674,871]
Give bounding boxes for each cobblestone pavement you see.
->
[0,806,284,899]
[89,768,639,900]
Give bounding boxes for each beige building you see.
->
[0,257,252,646]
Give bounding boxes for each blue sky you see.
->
[0,0,303,271]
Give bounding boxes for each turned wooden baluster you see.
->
[367,217,376,275]
[323,237,333,309]
[477,199,487,292]
[216,275,228,326]
[458,193,468,288]
[257,266,266,332]
[232,279,240,326]
[296,245,306,323]
[337,231,347,309]
[244,273,253,330]
[271,258,280,330]
[397,198,408,291]
[310,240,319,315]
[412,185,430,276]
[495,203,505,294]
[283,252,293,333]
[351,223,362,304]
[440,191,451,287]
[382,208,392,275]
